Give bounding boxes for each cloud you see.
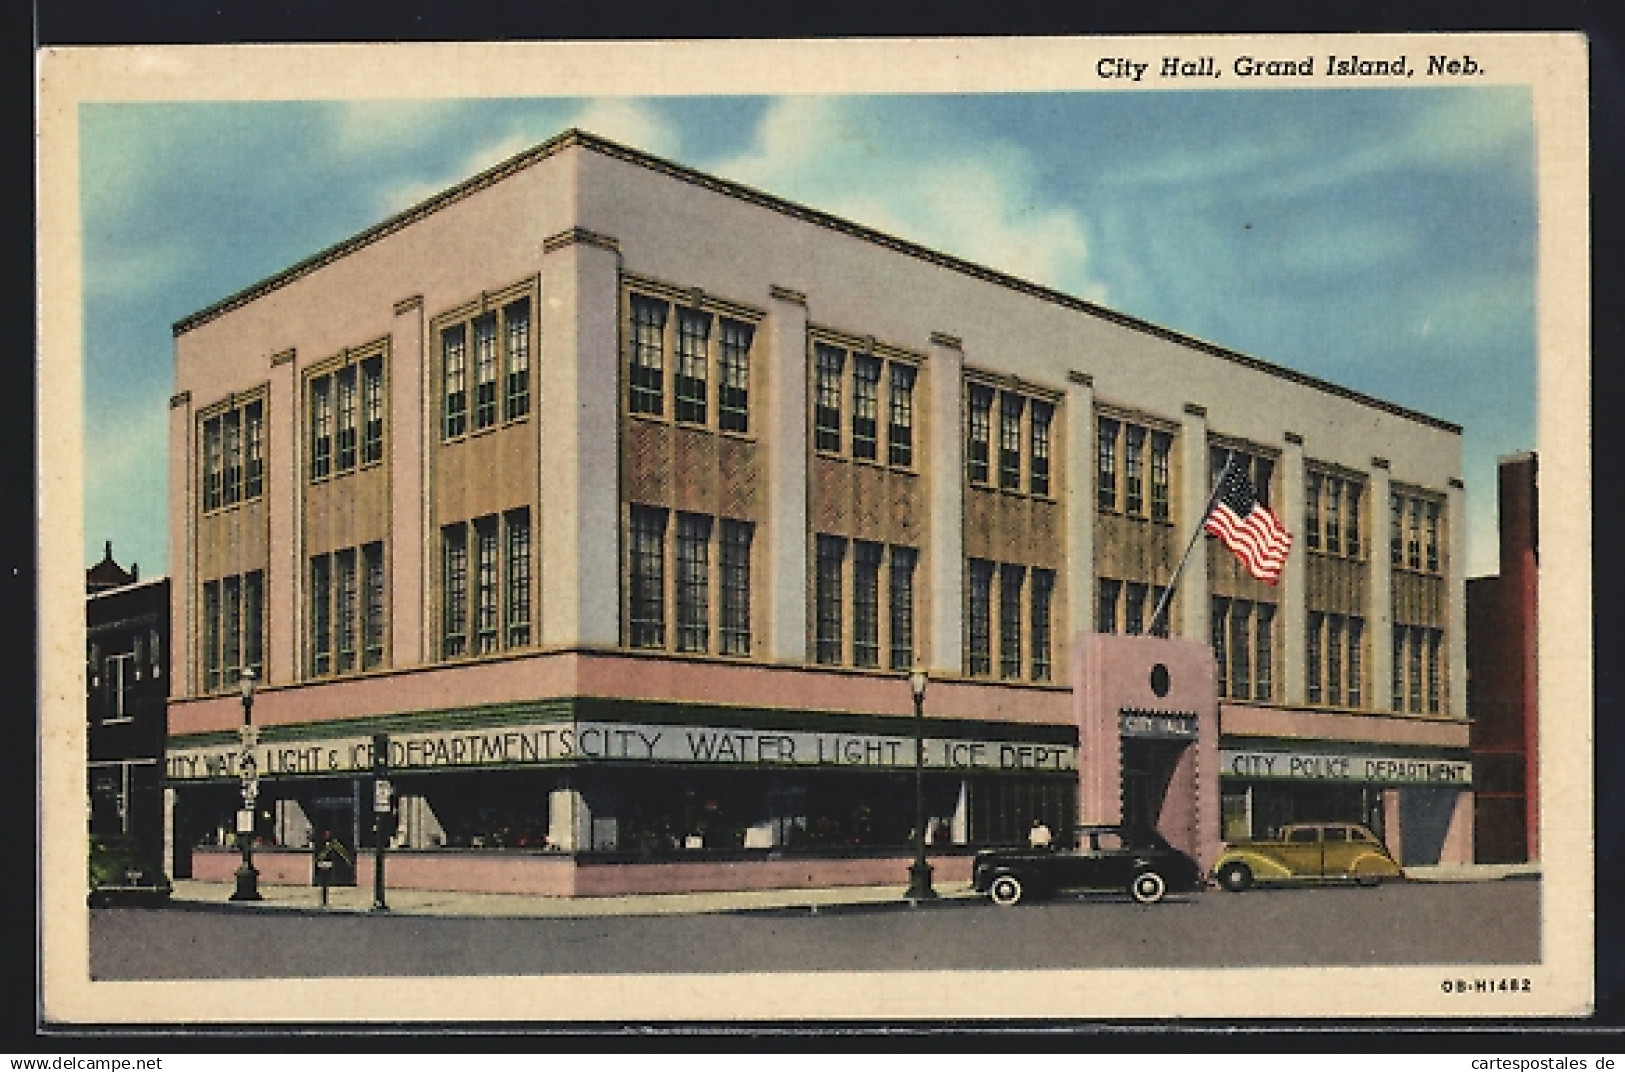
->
[707,97,1102,300]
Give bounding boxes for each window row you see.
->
[814,342,918,466]
[1391,492,1443,574]
[1097,578,1171,638]
[442,297,531,441]
[1098,417,1172,519]
[969,384,1053,494]
[1304,470,1365,559]
[87,629,163,719]
[628,293,754,433]
[201,571,264,694]
[310,544,387,676]
[965,559,1055,681]
[310,356,386,481]
[628,507,754,656]
[201,398,265,511]
[1307,611,1365,708]
[1211,596,1276,702]
[813,536,917,670]
[1210,446,1276,507]
[1393,625,1446,714]
[441,512,532,660]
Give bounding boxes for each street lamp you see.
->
[905,667,936,902]
[229,667,262,902]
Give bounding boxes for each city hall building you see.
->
[165,129,1472,896]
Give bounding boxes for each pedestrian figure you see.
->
[1028,818,1053,849]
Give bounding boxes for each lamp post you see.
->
[229,668,262,902]
[905,667,936,902]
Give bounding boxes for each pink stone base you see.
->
[190,848,972,897]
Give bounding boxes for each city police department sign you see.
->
[166,721,1077,780]
[1221,749,1472,785]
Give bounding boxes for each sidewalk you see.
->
[168,861,1537,918]
[169,878,984,918]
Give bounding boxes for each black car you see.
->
[972,825,1203,905]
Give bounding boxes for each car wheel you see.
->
[1129,870,1167,905]
[1217,862,1254,893]
[988,873,1025,906]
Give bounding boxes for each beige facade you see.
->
[166,129,1473,893]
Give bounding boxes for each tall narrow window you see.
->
[815,535,845,665]
[362,544,385,668]
[999,393,1023,490]
[332,366,356,471]
[1097,418,1119,510]
[1254,457,1275,508]
[335,549,358,672]
[719,520,752,656]
[675,309,709,425]
[1425,502,1440,572]
[629,296,667,417]
[202,416,223,510]
[475,517,499,654]
[1254,603,1274,701]
[442,325,467,439]
[1229,600,1251,699]
[1030,401,1052,495]
[1151,431,1172,521]
[222,409,242,505]
[1347,481,1363,558]
[999,564,1024,678]
[244,402,265,498]
[473,314,499,431]
[1427,630,1443,713]
[852,355,881,461]
[717,318,751,433]
[676,513,712,653]
[1325,477,1343,555]
[1099,579,1121,634]
[1307,611,1323,704]
[1407,499,1423,570]
[967,385,993,484]
[1125,582,1146,636]
[504,298,531,421]
[361,358,384,465]
[1148,585,1171,638]
[1124,425,1145,515]
[1031,569,1055,681]
[1326,614,1344,705]
[202,581,221,691]
[814,344,844,453]
[1392,627,1406,711]
[441,526,468,658]
[1211,597,1229,698]
[242,572,262,680]
[311,554,333,674]
[967,559,993,676]
[1306,473,1323,551]
[311,376,333,479]
[1347,617,1364,707]
[222,575,242,685]
[889,546,917,671]
[1391,493,1404,566]
[504,512,531,649]
[888,364,916,467]
[628,506,667,649]
[1408,626,1424,712]
[853,541,882,667]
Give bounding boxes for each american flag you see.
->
[1204,464,1293,585]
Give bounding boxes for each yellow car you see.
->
[1213,822,1403,892]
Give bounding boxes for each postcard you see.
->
[37,33,1592,1025]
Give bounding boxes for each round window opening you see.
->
[1150,663,1171,698]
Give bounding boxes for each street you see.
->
[89,878,1540,979]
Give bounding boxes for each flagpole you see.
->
[1147,449,1235,637]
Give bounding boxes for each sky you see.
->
[78,88,1535,580]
